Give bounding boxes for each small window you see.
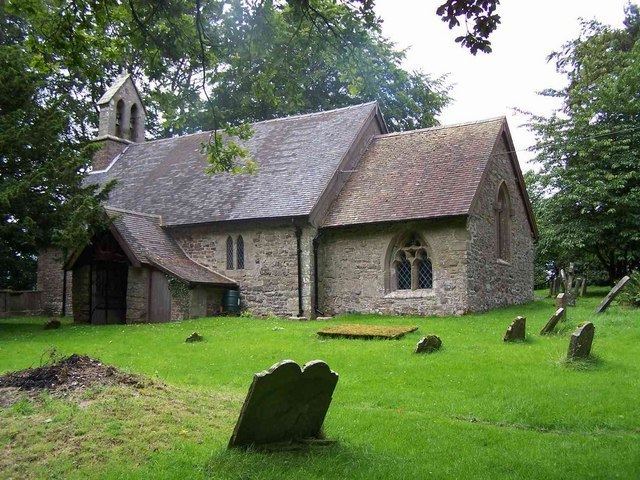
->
[236,235,244,270]
[226,236,234,270]
[115,99,125,138]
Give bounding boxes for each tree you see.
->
[2,0,449,288]
[527,5,640,284]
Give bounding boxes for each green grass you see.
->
[1,289,639,479]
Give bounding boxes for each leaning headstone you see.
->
[555,293,567,310]
[185,332,203,343]
[595,276,631,314]
[503,316,526,342]
[567,322,595,359]
[43,318,61,330]
[540,308,565,335]
[228,360,338,449]
[579,278,587,297]
[415,335,442,353]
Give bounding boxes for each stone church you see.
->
[38,75,537,323]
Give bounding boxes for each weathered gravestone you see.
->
[579,278,587,297]
[595,276,631,314]
[503,316,526,342]
[540,308,566,335]
[567,322,595,359]
[228,360,338,449]
[555,293,567,309]
[415,335,442,353]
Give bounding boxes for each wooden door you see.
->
[149,270,171,322]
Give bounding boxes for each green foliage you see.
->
[618,271,640,308]
[526,5,640,284]
[202,124,257,175]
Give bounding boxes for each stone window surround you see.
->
[384,231,435,294]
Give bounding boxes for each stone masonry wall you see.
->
[466,135,535,311]
[317,219,469,316]
[126,266,149,323]
[37,248,73,316]
[171,221,316,317]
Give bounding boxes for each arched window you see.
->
[496,183,511,260]
[226,236,234,270]
[236,235,244,270]
[115,99,125,138]
[389,233,434,292]
[129,103,139,141]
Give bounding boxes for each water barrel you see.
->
[222,289,240,314]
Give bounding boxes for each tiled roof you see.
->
[107,208,235,286]
[88,102,379,226]
[322,118,507,227]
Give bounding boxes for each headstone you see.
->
[503,316,526,342]
[415,335,442,353]
[185,332,203,342]
[540,308,565,335]
[555,293,567,309]
[595,276,631,314]
[228,360,338,449]
[567,322,595,359]
[579,278,587,297]
[43,319,61,330]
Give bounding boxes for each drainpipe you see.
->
[295,225,303,317]
[61,269,67,317]
[312,231,325,317]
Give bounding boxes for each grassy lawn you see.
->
[1,290,639,479]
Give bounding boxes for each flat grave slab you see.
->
[317,324,418,340]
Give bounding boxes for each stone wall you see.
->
[126,266,149,323]
[317,219,470,316]
[466,134,535,311]
[171,221,316,317]
[90,138,129,171]
[37,248,72,316]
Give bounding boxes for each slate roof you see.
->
[322,117,507,227]
[106,208,235,285]
[88,102,379,226]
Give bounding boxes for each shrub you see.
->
[618,271,640,308]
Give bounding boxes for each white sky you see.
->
[374,0,634,170]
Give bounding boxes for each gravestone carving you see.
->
[229,360,338,449]
[540,308,565,335]
[567,322,595,359]
[415,335,442,353]
[503,316,526,342]
[595,276,631,314]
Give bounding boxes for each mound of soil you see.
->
[0,354,145,396]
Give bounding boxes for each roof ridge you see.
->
[375,116,506,139]
[105,206,163,221]
[131,102,379,147]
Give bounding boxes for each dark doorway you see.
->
[91,262,128,324]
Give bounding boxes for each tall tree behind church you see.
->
[528,5,640,283]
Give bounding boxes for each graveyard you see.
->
[1,288,638,479]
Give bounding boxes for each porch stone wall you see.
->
[317,219,470,316]
[37,248,72,316]
[126,266,149,323]
[171,221,316,317]
[71,265,90,323]
[466,135,535,311]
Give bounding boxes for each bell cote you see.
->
[97,74,145,143]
